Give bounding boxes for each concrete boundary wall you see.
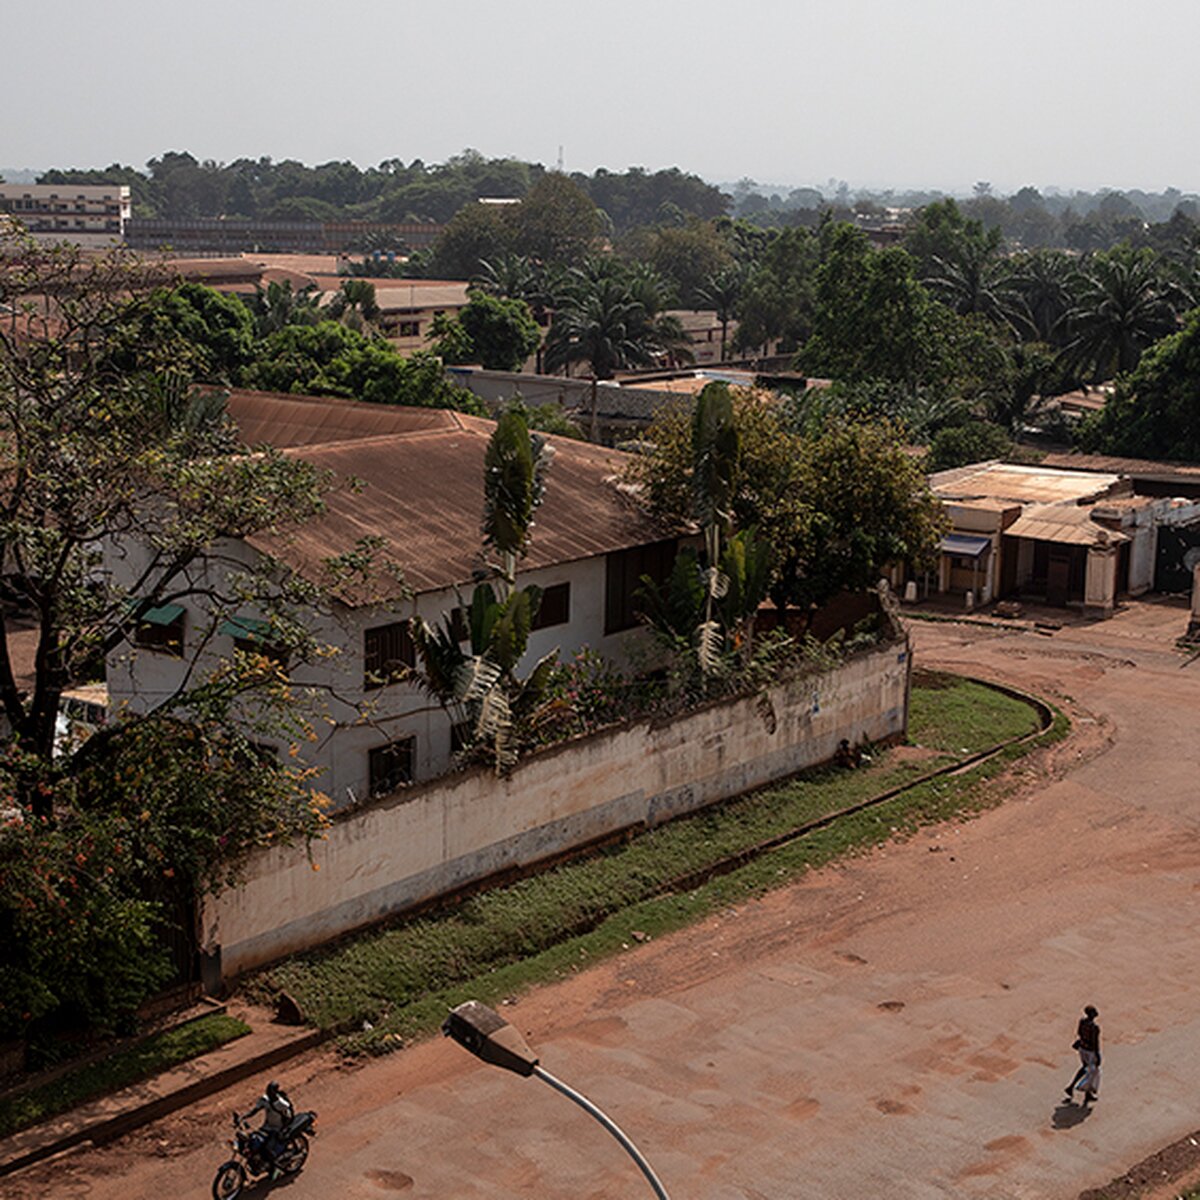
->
[202,640,910,980]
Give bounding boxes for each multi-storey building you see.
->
[0,182,130,248]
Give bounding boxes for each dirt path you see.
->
[6,600,1199,1200]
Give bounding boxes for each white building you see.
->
[105,391,681,808]
[0,182,130,248]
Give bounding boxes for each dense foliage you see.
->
[1081,309,1200,461]
[626,386,944,620]
[36,150,727,233]
[0,233,337,1042]
[430,292,542,371]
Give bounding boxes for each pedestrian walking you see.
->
[1065,1005,1101,1104]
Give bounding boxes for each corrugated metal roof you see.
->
[226,389,462,448]
[233,396,673,605]
[1041,451,1200,480]
[931,461,1123,505]
[1005,504,1131,547]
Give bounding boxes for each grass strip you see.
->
[0,1013,250,1141]
[246,675,1058,1055]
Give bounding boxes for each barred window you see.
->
[369,738,415,796]
[364,621,415,689]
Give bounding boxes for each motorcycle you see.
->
[211,1108,318,1199]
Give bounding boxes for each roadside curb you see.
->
[0,1028,326,1179]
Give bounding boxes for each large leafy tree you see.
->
[732,226,819,354]
[110,281,257,382]
[240,321,485,412]
[784,419,944,611]
[800,225,962,392]
[630,219,734,306]
[904,198,995,279]
[1081,307,1200,461]
[423,202,514,279]
[0,233,334,1039]
[509,174,603,266]
[431,291,542,371]
[627,390,941,615]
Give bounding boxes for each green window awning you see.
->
[220,616,273,641]
[139,602,185,626]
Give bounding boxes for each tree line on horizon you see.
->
[27,149,727,233]
[23,148,1200,255]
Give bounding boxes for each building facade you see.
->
[104,393,681,809]
[0,183,130,248]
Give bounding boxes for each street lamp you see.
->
[442,1000,671,1200]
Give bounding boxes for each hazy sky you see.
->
[6,0,1199,194]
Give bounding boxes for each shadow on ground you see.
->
[1051,1100,1094,1130]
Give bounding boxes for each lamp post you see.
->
[442,1000,671,1200]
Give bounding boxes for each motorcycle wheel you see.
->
[276,1132,309,1174]
[211,1160,246,1200]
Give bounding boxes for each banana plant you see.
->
[413,406,558,771]
[691,382,739,675]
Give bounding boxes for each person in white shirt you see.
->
[240,1080,294,1174]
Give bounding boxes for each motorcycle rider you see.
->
[240,1080,294,1178]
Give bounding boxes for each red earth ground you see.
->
[5,597,1200,1200]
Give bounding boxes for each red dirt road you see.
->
[6,599,1200,1200]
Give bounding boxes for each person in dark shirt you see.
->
[1065,1005,1101,1103]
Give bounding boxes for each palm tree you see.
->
[924,238,1026,333]
[411,407,556,771]
[249,279,321,336]
[691,383,739,673]
[544,276,655,380]
[325,279,381,333]
[545,262,694,380]
[473,254,539,306]
[695,265,745,361]
[1009,250,1077,345]
[1061,246,1178,379]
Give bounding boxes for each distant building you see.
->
[912,460,1200,617]
[0,182,130,248]
[124,217,442,256]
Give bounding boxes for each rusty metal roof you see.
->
[931,461,1124,505]
[233,394,673,605]
[226,389,462,448]
[1005,503,1131,547]
[1041,451,1200,480]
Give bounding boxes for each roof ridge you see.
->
[277,422,480,456]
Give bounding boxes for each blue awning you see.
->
[940,533,992,559]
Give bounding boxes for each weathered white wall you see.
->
[202,639,911,979]
[105,536,652,807]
